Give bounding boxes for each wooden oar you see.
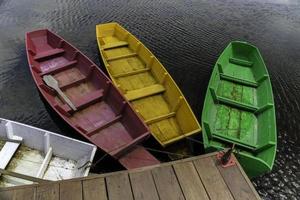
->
[43,75,77,111]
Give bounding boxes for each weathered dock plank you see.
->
[130,171,159,200]
[173,161,209,200]
[193,156,234,200]
[0,153,261,200]
[36,184,58,200]
[59,181,82,200]
[152,165,185,200]
[106,173,133,200]
[82,178,107,200]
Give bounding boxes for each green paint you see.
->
[202,41,277,178]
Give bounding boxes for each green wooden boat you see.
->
[202,41,276,178]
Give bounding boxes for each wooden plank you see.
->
[114,68,150,78]
[36,184,59,200]
[125,84,165,101]
[151,166,185,200]
[106,173,133,200]
[102,41,129,50]
[173,161,209,200]
[0,169,49,184]
[106,53,137,61]
[145,112,175,125]
[36,147,53,178]
[82,178,107,200]
[229,156,261,200]
[0,153,261,200]
[0,187,36,200]
[59,181,82,200]
[193,157,234,200]
[0,142,20,169]
[215,158,259,200]
[129,171,159,200]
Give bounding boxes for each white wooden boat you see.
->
[0,118,97,187]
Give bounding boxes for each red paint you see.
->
[26,29,160,169]
[216,151,236,168]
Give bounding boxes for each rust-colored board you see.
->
[82,178,107,200]
[193,157,234,200]
[213,157,260,200]
[129,171,159,200]
[151,166,185,200]
[59,181,82,200]
[106,173,134,200]
[173,161,209,200]
[36,184,59,200]
[0,187,36,200]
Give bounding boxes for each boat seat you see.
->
[106,52,137,62]
[54,103,72,117]
[206,110,275,152]
[209,87,257,112]
[73,89,104,110]
[110,133,150,158]
[40,60,77,76]
[211,133,276,153]
[54,89,103,116]
[83,115,122,137]
[145,112,176,125]
[125,84,165,101]
[59,76,87,90]
[229,57,253,67]
[113,68,150,78]
[102,41,128,50]
[220,73,258,87]
[0,141,20,169]
[34,48,65,60]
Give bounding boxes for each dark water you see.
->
[1,0,300,199]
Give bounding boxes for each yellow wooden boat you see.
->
[96,22,201,146]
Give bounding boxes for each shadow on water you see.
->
[1,0,300,199]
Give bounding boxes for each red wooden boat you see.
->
[25,29,160,169]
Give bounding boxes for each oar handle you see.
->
[57,89,77,111]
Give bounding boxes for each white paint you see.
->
[0,142,20,169]
[44,132,50,155]
[5,122,23,141]
[36,147,53,178]
[0,118,97,187]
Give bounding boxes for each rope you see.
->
[185,136,203,145]
[142,146,192,158]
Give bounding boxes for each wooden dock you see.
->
[0,152,260,200]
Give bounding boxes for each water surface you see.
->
[1,0,300,199]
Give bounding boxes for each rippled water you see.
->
[1,0,300,199]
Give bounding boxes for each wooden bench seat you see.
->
[0,142,20,169]
[59,76,87,90]
[83,115,122,137]
[54,89,104,116]
[113,68,150,78]
[106,53,137,62]
[229,57,253,67]
[125,84,165,101]
[102,41,128,50]
[40,60,77,76]
[34,48,65,60]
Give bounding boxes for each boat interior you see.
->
[26,30,149,158]
[203,42,276,152]
[0,119,96,187]
[96,23,200,146]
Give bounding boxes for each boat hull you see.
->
[25,29,160,169]
[202,41,277,178]
[0,118,96,187]
[96,22,201,146]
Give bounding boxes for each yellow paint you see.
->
[96,22,201,146]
